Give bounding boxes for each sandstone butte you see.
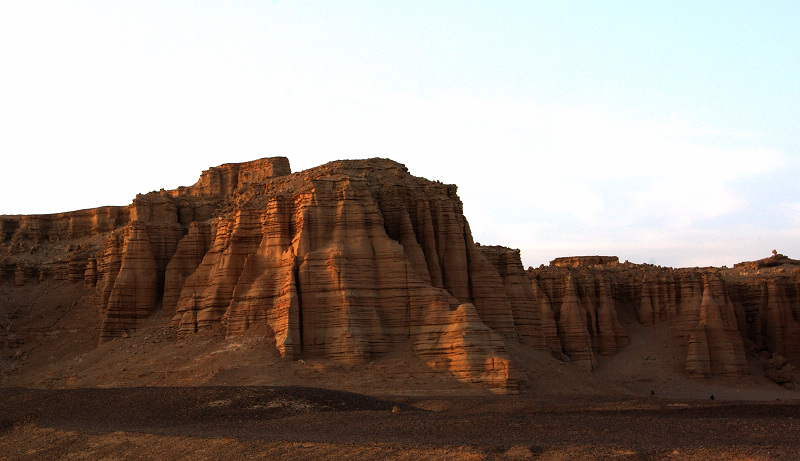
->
[1,157,798,394]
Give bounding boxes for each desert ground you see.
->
[2,281,799,460]
[2,386,799,460]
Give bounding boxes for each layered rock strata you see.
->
[3,158,800,391]
[527,257,800,379]
[0,158,527,392]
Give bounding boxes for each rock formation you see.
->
[2,157,800,392]
[527,256,800,382]
[3,158,527,393]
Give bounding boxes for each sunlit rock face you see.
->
[78,157,524,392]
[3,157,800,391]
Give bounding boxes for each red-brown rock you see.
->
[4,158,800,392]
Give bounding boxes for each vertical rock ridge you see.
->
[99,221,159,342]
[557,275,596,370]
[527,259,759,379]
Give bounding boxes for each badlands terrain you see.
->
[1,157,799,459]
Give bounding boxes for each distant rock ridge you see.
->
[733,252,800,270]
[2,157,799,391]
[550,256,619,268]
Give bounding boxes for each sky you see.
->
[1,1,799,269]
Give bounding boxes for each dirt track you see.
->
[2,386,799,460]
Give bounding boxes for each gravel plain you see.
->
[2,386,799,460]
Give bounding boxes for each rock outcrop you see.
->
[733,252,800,269]
[1,207,129,288]
[526,255,800,378]
[3,157,525,392]
[3,157,800,392]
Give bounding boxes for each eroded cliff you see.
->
[526,255,800,386]
[2,157,799,393]
[2,158,524,392]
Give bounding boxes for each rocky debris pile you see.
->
[763,353,797,389]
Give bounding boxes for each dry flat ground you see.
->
[1,386,799,460]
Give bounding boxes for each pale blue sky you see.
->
[1,1,798,268]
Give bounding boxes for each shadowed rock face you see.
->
[2,158,799,391]
[527,257,800,380]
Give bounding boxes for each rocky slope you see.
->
[1,157,798,393]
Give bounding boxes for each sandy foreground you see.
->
[1,386,799,460]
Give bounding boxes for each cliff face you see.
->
[527,257,800,383]
[2,158,524,393]
[2,157,799,392]
[1,207,130,286]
